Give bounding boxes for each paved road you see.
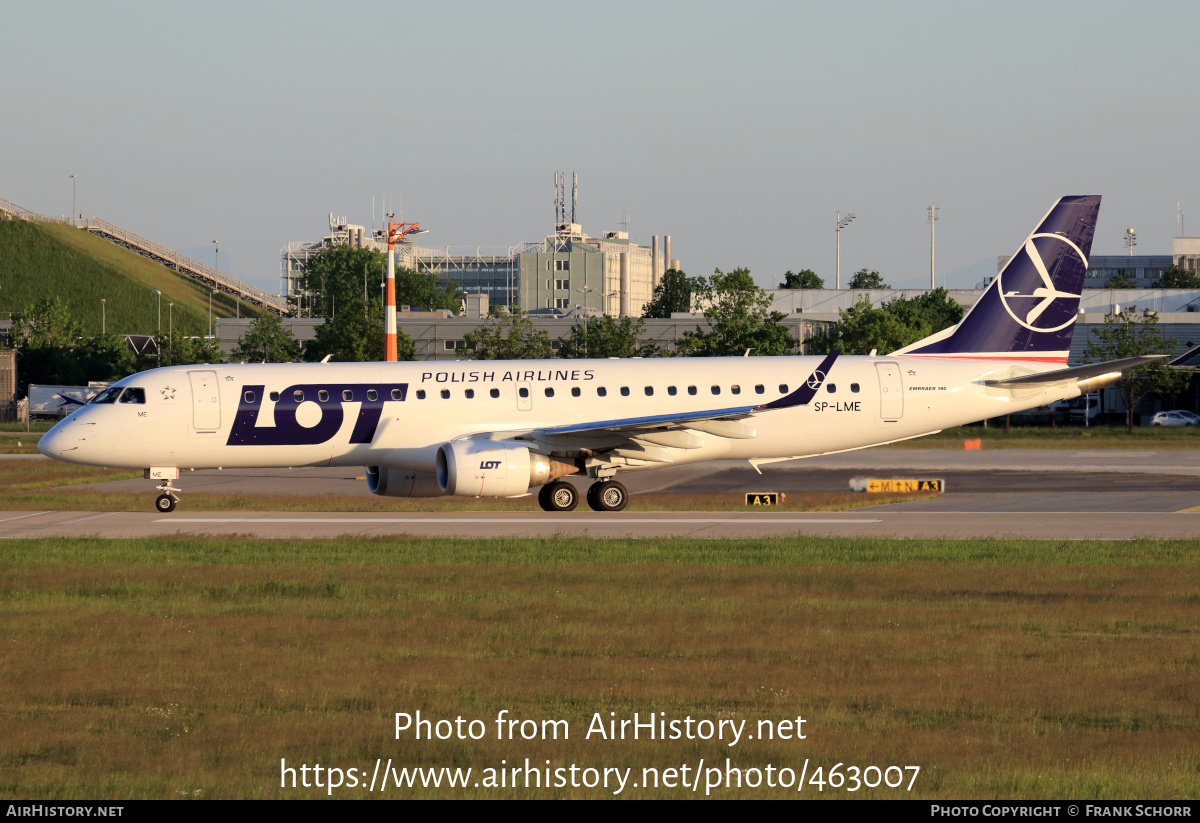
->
[4,448,1194,539]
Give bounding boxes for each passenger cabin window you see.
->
[850,383,860,393]
[545,387,555,397]
[731,385,741,395]
[465,389,475,399]
[668,386,677,396]
[519,387,530,398]
[441,389,450,399]
[367,389,378,401]
[270,391,280,401]
[293,390,304,402]
[391,389,403,400]
[620,387,630,396]
[711,386,721,395]
[826,384,836,393]
[342,390,353,401]
[644,387,654,396]
[91,386,122,404]
[571,387,580,397]
[490,388,500,398]
[687,386,697,396]
[119,387,145,404]
[597,387,607,397]
[243,391,256,404]
[755,384,765,394]
[416,390,426,400]
[779,384,789,393]
[318,390,329,402]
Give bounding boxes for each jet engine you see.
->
[365,465,445,498]
[436,441,553,497]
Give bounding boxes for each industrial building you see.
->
[280,176,679,317]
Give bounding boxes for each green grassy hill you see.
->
[0,218,262,337]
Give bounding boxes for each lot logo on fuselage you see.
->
[227,383,407,447]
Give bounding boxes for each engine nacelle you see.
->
[436,441,552,497]
[365,465,445,498]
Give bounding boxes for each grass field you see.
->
[0,219,257,337]
[1,535,1197,799]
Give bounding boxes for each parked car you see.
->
[1150,410,1200,427]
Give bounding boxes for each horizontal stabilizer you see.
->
[983,355,1166,387]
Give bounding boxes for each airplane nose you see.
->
[38,415,99,463]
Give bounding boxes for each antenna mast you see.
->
[572,172,578,224]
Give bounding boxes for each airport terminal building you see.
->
[281,216,679,318]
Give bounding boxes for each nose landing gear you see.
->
[154,479,180,513]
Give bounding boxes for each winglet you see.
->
[762,350,840,410]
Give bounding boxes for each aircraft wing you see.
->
[982,355,1166,387]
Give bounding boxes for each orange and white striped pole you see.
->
[385,223,398,361]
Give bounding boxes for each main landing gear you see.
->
[154,479,181,513]
[536,479,629,512]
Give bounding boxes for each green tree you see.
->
[676,268,795,357]
[159,330,224,367]
[1105,271,1137,289]
[809,289,963,356]
[11,297,87,393]
[847,269,890,289]
[1082,307,1189,431]
[1152,264,1200,289]
[642,270,697,318]
[779,269,823,289]
[557,315,659,359]
[301,245,462,315]
[230,313,303,363]
[304,297,415,362]
[463,309,553,360]
[77,333,138,382]
[10,296,83,349]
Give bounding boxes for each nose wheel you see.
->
[586,480,628,512]
[154,479,180,513]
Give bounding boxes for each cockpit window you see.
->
[91,387,122,404]
[118,387,146,404]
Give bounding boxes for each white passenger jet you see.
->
[39,196,1158,513]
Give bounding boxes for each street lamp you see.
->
[836,211,856,289]
[100,298,106,334]
[209,291,218,337]
[1124,227,1137,256]
[69,175,76,225]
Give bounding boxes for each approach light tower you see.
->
[385,217,428,361]
[1124,227,1137,256]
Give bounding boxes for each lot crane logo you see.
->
[806,371,827,390]
[998,233,1087,334]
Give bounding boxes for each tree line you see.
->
[4,245,1189,421]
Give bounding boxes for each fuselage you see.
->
[39,354,1076,474]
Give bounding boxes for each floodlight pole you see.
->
[836,211,856,289]
[928,205,939,289]
[100,298,106,334]
[70,175,76,225]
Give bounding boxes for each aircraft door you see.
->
[516,382,533,411]
[875,362,904,421]
[188,370,222,431]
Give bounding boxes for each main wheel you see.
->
[155,494,177,513]
[538,481,578,512]
[587,480,628,512]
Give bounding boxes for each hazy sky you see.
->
[4,1,1197,296]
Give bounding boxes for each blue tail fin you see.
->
[894,195,1100,363]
